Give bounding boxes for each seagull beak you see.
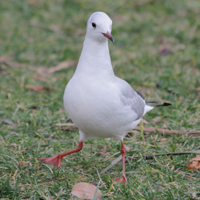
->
[102,31,114,43]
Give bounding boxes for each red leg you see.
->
[114,141,127,184]
[38,141,83,168]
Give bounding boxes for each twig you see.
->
[134,126,200,136]
[100,150,200,174]
[56,123,200,136]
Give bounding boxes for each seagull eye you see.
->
[92,22,96,28]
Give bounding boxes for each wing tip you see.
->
[162,102,172,106]
[146,102,172,107]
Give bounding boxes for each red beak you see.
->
[102,31,114,43]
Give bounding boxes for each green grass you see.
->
[0,0,200,199]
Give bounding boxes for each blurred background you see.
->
[0,0,200,199]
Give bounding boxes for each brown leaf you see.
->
[48,61,75,73]
[71,182,102,200]
[19,161,28,167]
[186,155,200,171]
[25,85,54,92]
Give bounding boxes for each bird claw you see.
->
[113,175,127,184]
[38,154,62,168]
[38,142,83,168]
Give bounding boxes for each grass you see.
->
[0,0,200,199]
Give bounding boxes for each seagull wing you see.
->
[115,77,145,120]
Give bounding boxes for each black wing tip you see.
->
[162,102,172,106]
[146,102,172,107]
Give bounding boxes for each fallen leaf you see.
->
[48,61,75,73]
[186,155,200,171]
[25,85,54,92]
[71,182,102,200]
[19,161,28,167]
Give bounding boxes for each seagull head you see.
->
[86,12,114,43]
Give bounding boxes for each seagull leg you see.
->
[114,141,127,184]
[38,141,83,168]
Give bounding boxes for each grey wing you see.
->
[115,77,145,120]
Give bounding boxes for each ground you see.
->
[0,0,200,199]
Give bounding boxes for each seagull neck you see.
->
[75,38,115,78]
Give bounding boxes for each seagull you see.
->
[38,12,171,184]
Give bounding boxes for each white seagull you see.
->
[38,12,171,184]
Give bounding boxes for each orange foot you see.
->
[114,175,127,184]
[38,154,63,168]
